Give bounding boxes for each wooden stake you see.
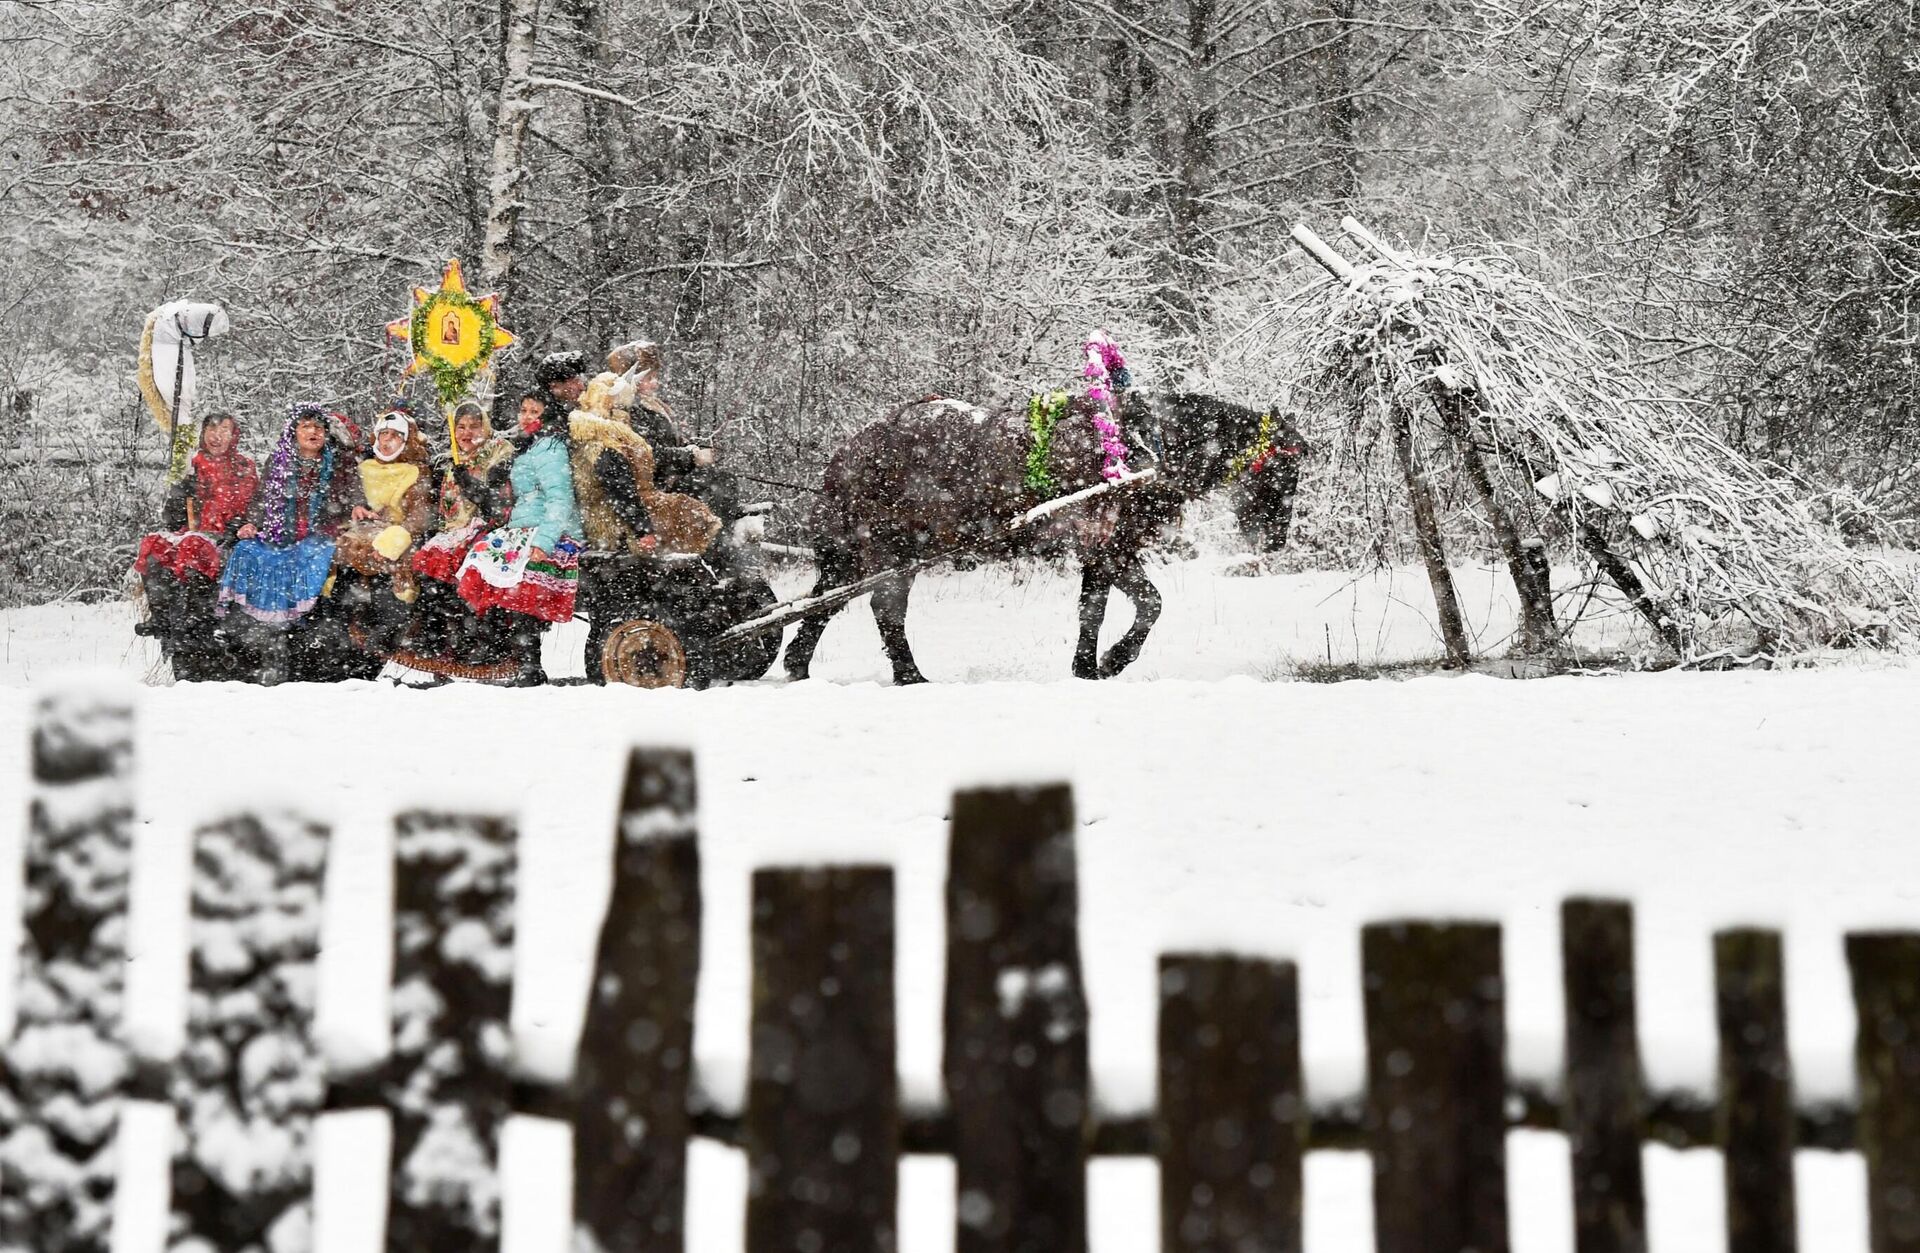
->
[1157,954,1304,1253]
[745,867,898,1253]
[1432,390,1558,653]
[1388,405,1471,665]
[1363,920,1509,1253]
[573,749,702,1253]
[945,783,1089,1253]
[1290,223,1357,282]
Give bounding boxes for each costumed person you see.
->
[453,388,585,679]
[592,340,717,497]
[533,349,590,421]
[134,412,259,587]
[569,352,722,559]
[415,400,516,578]
[218,403,358,627]
[332,407,434,650]
[408,400,517,657]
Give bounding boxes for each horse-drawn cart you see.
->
[136,453,1181,689]
[136,509,787,689]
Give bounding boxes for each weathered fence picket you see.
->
[171,812,330,1252]
[1155,953,1304,1253]
[1,690,135,1253]
[944,782,1090,1253]
[7,684,1920,1253]
[572,747,702,1253]
[384,810,518,1253]
[1716,927,1797,1253]
[1847,932,1920,1253]
[746,865,898,1253]
[1561,898,1647,1253]
[1362,920,1509,1253]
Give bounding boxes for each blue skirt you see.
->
[218,537,336,624]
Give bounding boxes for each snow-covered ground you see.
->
[1,553,1912,1252]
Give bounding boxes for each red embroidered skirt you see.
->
[134,531,226,583]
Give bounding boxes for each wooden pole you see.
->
[745,867,899,1253]
[944,783,1089,1253]
[1561,899,1647,1253]
[1290,223,1357,282]
[1388,405,1472,665]
[1714,928,1796,1253]
[1362,920,1509,1253]
[1846,932,1920,1253]
[1432,390,1559,654]
[572,749,703,1253]
[1156,954,1304,1253]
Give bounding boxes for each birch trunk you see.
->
[481,0,541,311]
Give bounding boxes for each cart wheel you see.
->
[596,617,690,688]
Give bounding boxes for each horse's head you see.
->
[1230,404,1309,553]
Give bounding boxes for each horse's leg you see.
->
[781,545,856,681]
[1073,565,1112,679]
[870,571,928,686]
[1097,556,1163,678]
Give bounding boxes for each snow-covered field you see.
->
[2,553,1914,1252]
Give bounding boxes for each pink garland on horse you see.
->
[1081,329,1132,482]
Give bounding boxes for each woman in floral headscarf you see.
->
[413,400,516,586]
[217,403,358,625]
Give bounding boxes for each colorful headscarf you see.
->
[259,402,337,546]
[189,414,258,534]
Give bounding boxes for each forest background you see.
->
[0,0,1914,606]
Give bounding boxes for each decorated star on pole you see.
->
[385,258,515,409]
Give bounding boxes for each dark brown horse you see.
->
[781,391,1306,683]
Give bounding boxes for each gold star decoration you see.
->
[385,259,515,405]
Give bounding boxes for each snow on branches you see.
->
[1265,234,1920,659]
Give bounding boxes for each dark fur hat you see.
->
[535,351,589,388]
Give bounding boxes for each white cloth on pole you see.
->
[147,300,230,423]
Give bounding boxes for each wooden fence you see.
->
[5,687,1920,1253]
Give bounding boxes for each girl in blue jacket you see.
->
[454,393,586,624]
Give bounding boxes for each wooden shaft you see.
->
[1432,391,1557,652]
[1290,223,1357,281]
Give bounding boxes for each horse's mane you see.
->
[1126,392,1271,494]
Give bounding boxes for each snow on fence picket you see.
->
[5,688,1920,1253]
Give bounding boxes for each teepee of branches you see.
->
[1266,220,1920,664]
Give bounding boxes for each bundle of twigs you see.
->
[1263,226,1920,658]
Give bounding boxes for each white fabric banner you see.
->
[147,300,230,422]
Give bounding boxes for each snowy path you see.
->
[1,556,1913,1251]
